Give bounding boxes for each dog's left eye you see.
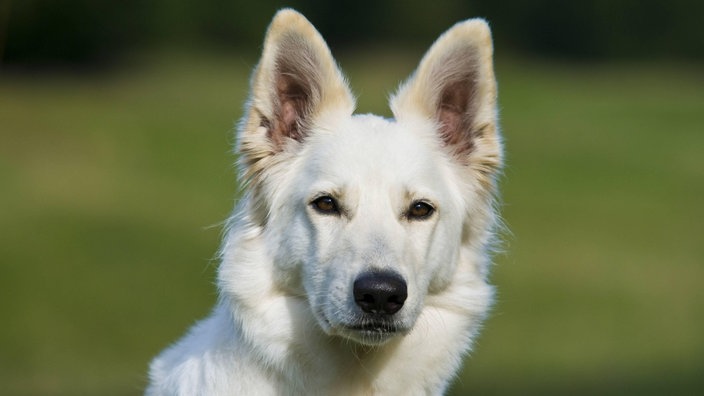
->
[311,196,340,215]
[407,201,435,220]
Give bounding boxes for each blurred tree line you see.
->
[1,0,703,65]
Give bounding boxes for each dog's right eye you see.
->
[406,201,435,220]
[310,196,340,215]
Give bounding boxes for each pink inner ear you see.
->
[437,80,474,154]
[280,100,299,137]
[274,73,309,142]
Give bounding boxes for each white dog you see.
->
[147,8,502,395]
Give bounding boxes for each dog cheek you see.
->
[270,214,312,292]
[299,256,341,332]
[428,251,459,293]
[426,223,462,293]
[304,228,357,327]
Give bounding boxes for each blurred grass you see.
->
[451,60,704,395]
[1,52,703,395]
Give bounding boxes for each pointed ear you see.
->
[391,19,501,173]
[243,9,354,151]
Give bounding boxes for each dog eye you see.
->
[311,196,340,215]
[407,201,435,220]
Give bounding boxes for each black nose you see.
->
[353,271,407,315]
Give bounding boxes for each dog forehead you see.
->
[305,114,447,187]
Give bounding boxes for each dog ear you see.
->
[243,9,354,150]
[391,19,501,174]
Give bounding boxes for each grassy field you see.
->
[1,52,703,395]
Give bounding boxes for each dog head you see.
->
[230,9,501,346]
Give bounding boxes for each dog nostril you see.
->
[353,271,408,315]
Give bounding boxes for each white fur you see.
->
[147,9,502,395]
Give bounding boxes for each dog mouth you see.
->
[338,319,409,345]
[348,321,399,333]
[316,309,406,344]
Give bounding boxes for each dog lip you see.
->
[344,320,406,334]
[349,324,396,332]
[336,321,409,345]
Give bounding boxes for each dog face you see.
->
[278,114,468,345]
[234,10,500,346]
